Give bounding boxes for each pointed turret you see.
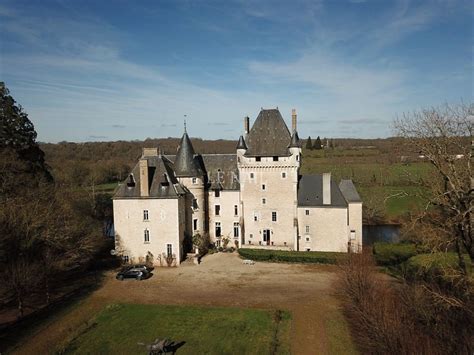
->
[236,135,248,150]
[289,130,300,148]
[174,131,203,177]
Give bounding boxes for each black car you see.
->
[116,267,150,281]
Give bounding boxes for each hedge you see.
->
[373,242,417,266]
[237,248,347,264]
[405,252,472,281]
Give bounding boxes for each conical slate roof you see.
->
[236,135,248,150]
[174,132,203,177]
[245,109,291,156]
[289,130,300,148]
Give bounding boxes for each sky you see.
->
[0,0,472,142]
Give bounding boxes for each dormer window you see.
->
[273,156,278,161]
[256,157,261,162]
[126,174,135,187]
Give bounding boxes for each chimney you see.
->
[142,147,158,157]
[139,159,149,197]
[244,116,250,134]
[292,109,297,131]
[322,173,331,205]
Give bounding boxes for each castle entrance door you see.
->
[263,229,271,245]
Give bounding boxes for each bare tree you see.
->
[394,103,473,272]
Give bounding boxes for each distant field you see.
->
[64,304,291,354]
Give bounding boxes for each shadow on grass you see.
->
[0,271,107,353]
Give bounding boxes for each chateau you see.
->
[113,108,362,265]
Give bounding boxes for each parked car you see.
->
[116,268,150,281]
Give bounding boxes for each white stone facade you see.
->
[113,108,363,266]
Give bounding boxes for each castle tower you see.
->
[174,129,207,239]
[237,108,301,249]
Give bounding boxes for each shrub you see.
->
[404,252,471,283]
[237,248,346,264]
[373,242,417,266]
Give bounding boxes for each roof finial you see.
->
[183,114,187,133]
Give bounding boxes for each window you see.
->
[215,222,221,237]
[144,229,150,243]
[214,189,220,197]
[143,210,149,220]
[193,219,198,231]
[296,155,299,161]
[192,199,198,209]
[282,172,286,178]
[250,172,254,179]
[215,240,221,247]
[123,255,129,263]
[192,177,197,184]
[306,237,310,242]
[262,184,266,190]
[167,243,172,257]
[306,248,311,252]
[215,205,221,216]
[273,156,278,161]
[262,198,266,205]
[350,230,356,240]
[234,205,238,216]
[305,225,310,233]
[249,233,253,239]
[272,211,277,222]
[305,209,309,215]
[233,222,239,238]
[256,156,261,162]
[253,212,258,221]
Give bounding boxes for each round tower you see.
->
[174,129,207,237]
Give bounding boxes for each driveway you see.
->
[13,253,356,355]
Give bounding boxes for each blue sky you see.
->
[0,0,472,142]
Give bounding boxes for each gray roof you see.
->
[165,153,239,190]
[297,175,348,207]
[114,155,186,199]
[339,179,362,203]
[202,154,240,190]
[289,130,300,148]
[236,135,248,150]
[174,132,204,177]
[245,109,291,157]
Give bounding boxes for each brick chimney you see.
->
[244,116,250,134]
[292,109,297,131]
[139,159,149,197]
[322,173,331,205]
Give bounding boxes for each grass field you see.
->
[64,304,291,354]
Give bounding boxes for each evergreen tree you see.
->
[313,136,322,150]
[0,82,52,188]
[305,136,313,150]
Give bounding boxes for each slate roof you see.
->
[165,154,240,190]
[289,130,300,148]
[114,155,186,199]
[174,132,204,177]
[245,109,292,157]
[339,179,362,203]
[297,175,348,207]
[236,135,248,150]
[202,154,240,190]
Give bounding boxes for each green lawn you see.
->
[64,304,291,354]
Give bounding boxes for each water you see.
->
[363,224,401,245]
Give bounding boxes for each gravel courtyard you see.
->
[13,253,356,355]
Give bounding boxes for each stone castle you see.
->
[113,108,362,265]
